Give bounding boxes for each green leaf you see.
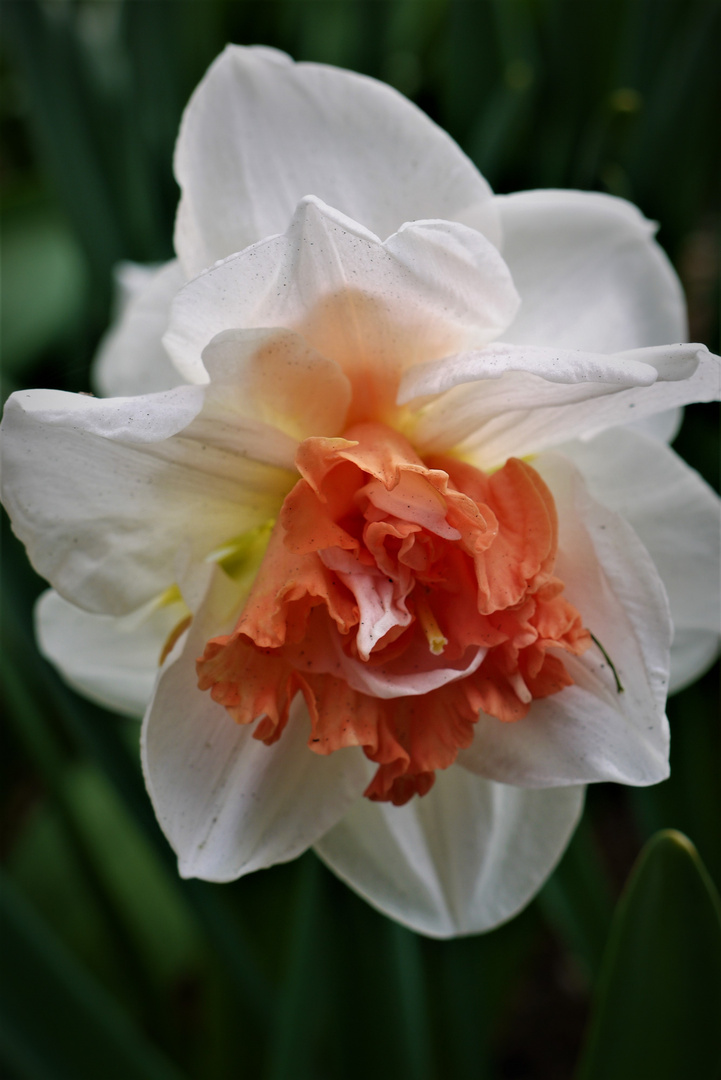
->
[0,194,88,381]
[576,830,721,1080]
[0,872,187,1080]
[538,810,615,982]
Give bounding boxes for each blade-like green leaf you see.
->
[576,830,721,1080]
[0,872,187,1080]
[538,810,615,983]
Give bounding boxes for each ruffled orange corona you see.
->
[197,422,591,805]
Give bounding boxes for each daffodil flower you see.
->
[2,47,719,937]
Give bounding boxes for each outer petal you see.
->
[459,453,672,788]
[166,197,519,419]
[495,189,687,351]
[315,767,585,937]
[174,45,498,277]
[562,427,721,691]
[403,342,719,467]
[35,588,185,718]
[93,260,187,397]
[0,385,292,613]
[142,566,369,881]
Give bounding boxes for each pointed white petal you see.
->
[35,588,185,718]
[404,342,719,467]
[459,453,672,788]
[315,768,584,937]
[142,568,368,881]
[1,386,291,613]
[166,196,519,405]
[562,427,720,691]
[93,260,187,397]
[174,45,496,276]
[496,189,687,351]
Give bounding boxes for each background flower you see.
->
[0,4,716,1075]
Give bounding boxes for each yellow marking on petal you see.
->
[159,614,192,666]
[415,592,448,656]
[157,584,183,608]
[206,520,276,582]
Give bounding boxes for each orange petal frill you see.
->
[197,423,591,806]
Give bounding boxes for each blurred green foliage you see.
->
[1,1,719,1078]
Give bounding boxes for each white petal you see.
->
[166,197,519,396]
[35,588,185,718]
[174,45,497,277]
[405,342,719,468]
[561,427,720,691]
[628,407,684,444]
[666,630,721,693]
[315,767,585,937]
[496,189,687,351]
[1,386,291,613]
[459,453,672,788]
[93,260,187,397]
[142,567,369,881]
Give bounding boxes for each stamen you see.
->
[159,615,192,665]
[590,632,625,693]
[414,591,448,655]
[507,670,533,704]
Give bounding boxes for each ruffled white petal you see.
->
[404,342,719,468]
[0,385,292,613]
[35,588,185,718]
[315,768,585,937]
[562,427,721,691]
[166,197,519,401]
[495,189,687,351]
[142,567,369,881]
[459,453,671,788]
[93,260,187,397]
[174,45,497,277]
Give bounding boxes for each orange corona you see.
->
[197,423,591,805]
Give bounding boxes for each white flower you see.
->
[2,46,719,938]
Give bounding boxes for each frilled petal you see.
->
[495,189,687,351]
[142,567,369,881]
[402,342,719,468]
[35,588,187,718]
[0,385,292,614]
[174,45,498,277]
[165,197,519,421]
[314,767,585,937]
[459,453,671,788]
[562,427,720,691]
[93,260,187,397]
